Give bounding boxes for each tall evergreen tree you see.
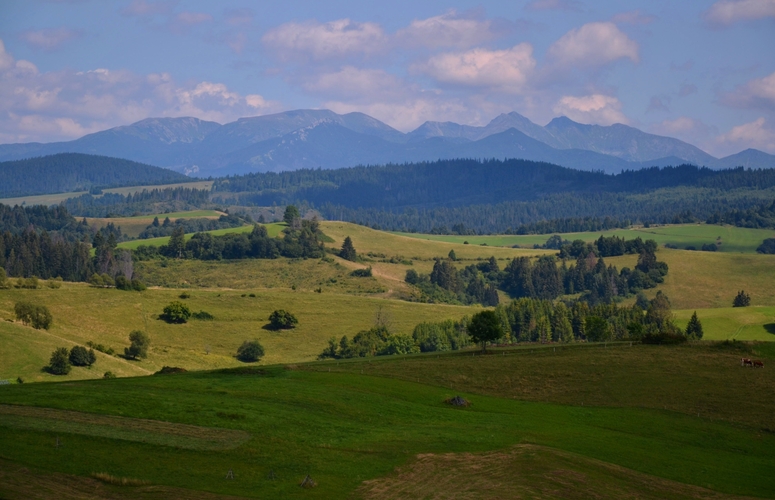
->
[685,311,704,340]
[340,236,357,261]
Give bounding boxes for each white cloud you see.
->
[525,0,583,12]
[716,117,775,153]
[396,10,505,49]
[704,0,775,26]
[262,19,387,61]
[19,28,82,51]
[0,38,280,143]
[553,94,629,125]
[721,71,775,111]
[303,66,406,100]
[418,44,536,92]
[548,22,639,68]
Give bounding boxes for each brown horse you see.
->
[753,360,764,368]
[741,358,753,367]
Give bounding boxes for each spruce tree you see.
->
[340,236,357,261]
[685,311,703,340]
[733,290,751,307]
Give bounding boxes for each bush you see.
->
[47,277,63,289]
[48,347,71,375]
[404,269,419,284]
[14,301,52,330]
[757,238,775,254]
[69,346,96,367]
[268,310,298,330]
[701,243,718,252]
[87,341,115,355]
[191,310,214,320]
[103,371,117,379]
[161,301,191,323]
[15,276,39,289]
[236,340,265,362]
[350,267,372,277]
[125,330,150,360]
[179,292,191,299]
[733,290,751,307]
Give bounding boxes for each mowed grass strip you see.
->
[357,444,752,500]
[0,364,773,497]
[394,223,775,253]
[0,404,250,450]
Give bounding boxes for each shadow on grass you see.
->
[763,323,775,335]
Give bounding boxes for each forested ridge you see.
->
[0,153,191,198]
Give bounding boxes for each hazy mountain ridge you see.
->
[0,109,773,176]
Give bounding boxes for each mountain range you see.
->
[0,109,772,176]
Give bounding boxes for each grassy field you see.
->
[395,223,775,253]
[0,343,773,498]
[116,223,286,250]
[0,180,213,208]
[675,306,775,341]
[0,283,476,383]
[88,210,226,238]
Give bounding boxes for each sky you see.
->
[0,0,773,157]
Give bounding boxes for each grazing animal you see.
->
[753,360,764,368]
[741,358,753,367]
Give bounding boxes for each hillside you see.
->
[1,110,774,176]
[0,153,191,198]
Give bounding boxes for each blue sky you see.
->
[0,0,773,156]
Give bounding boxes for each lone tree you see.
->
[125,330,150,360]
[269,309,298,330]
[685,311,704,340]
[236,340,265,362]
[48,347,71,375]
[166,226,186,259]
[733,290,751,308]
[283,205,300,225]
[69,346,97,367]
[448,249,457,261]
[340,236,357,261]
[161,301,191,323]
[467,310,504,352]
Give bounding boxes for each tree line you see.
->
[61,187,211,217]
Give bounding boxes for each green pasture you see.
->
[0,343,773,498]
[0,180,213,208]
[675,306,775,341]
[116,223,284,250]
[394,223,774,253]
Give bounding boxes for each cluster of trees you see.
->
[46,345,97,375]
[707,199,775,229]
[0,153,189,198]
[758,238,775,254]
[135,220,326,262]
[138,213,246,239]
[268,309,298,330]
[62,186,211,218]
[14,301,53,330]
[733,290,751,307]
[511,216,630,235]
[406,257,501,306]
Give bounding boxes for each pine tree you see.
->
[340,236,357,261]
[732,290,751,307]
[685,311,703,340]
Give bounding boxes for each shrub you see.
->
[15,276,39,289]
[125,330,150,360]
[757,238,775,254]
[179,292,191,299]
[14,301,52,330]
[69,346,96,367]
[379,334,420,355]
[161,301,191,323]
[87,341,115,355]
[103,371,117,379]
[268,310,298,330]
[48,347,71,375]
[733,290,751,307]
[404,269,419,284]
[701,243,718,252]
[236,340,265,362]
[350,267,372,277]
[191,310,214,320]
[46,277,63,289]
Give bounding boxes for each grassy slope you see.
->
[0,344,773,498]
[116,223,285,250]
[88,210,226,238]
[395,223,775,253]
[0,180,214,208]
[675,306,775,341]
[0,284,475,383]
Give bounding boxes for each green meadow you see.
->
[0,343,773,498]
[395,223,775,253]
[116,223,284,250]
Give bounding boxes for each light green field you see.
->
[116,223,285,250]
[87,210,226,237]
[0,180,213,208]
[395,223,775,253]
[0,283,476,383]
[675,306,775,341]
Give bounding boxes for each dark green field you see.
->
[1,342,773,498]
